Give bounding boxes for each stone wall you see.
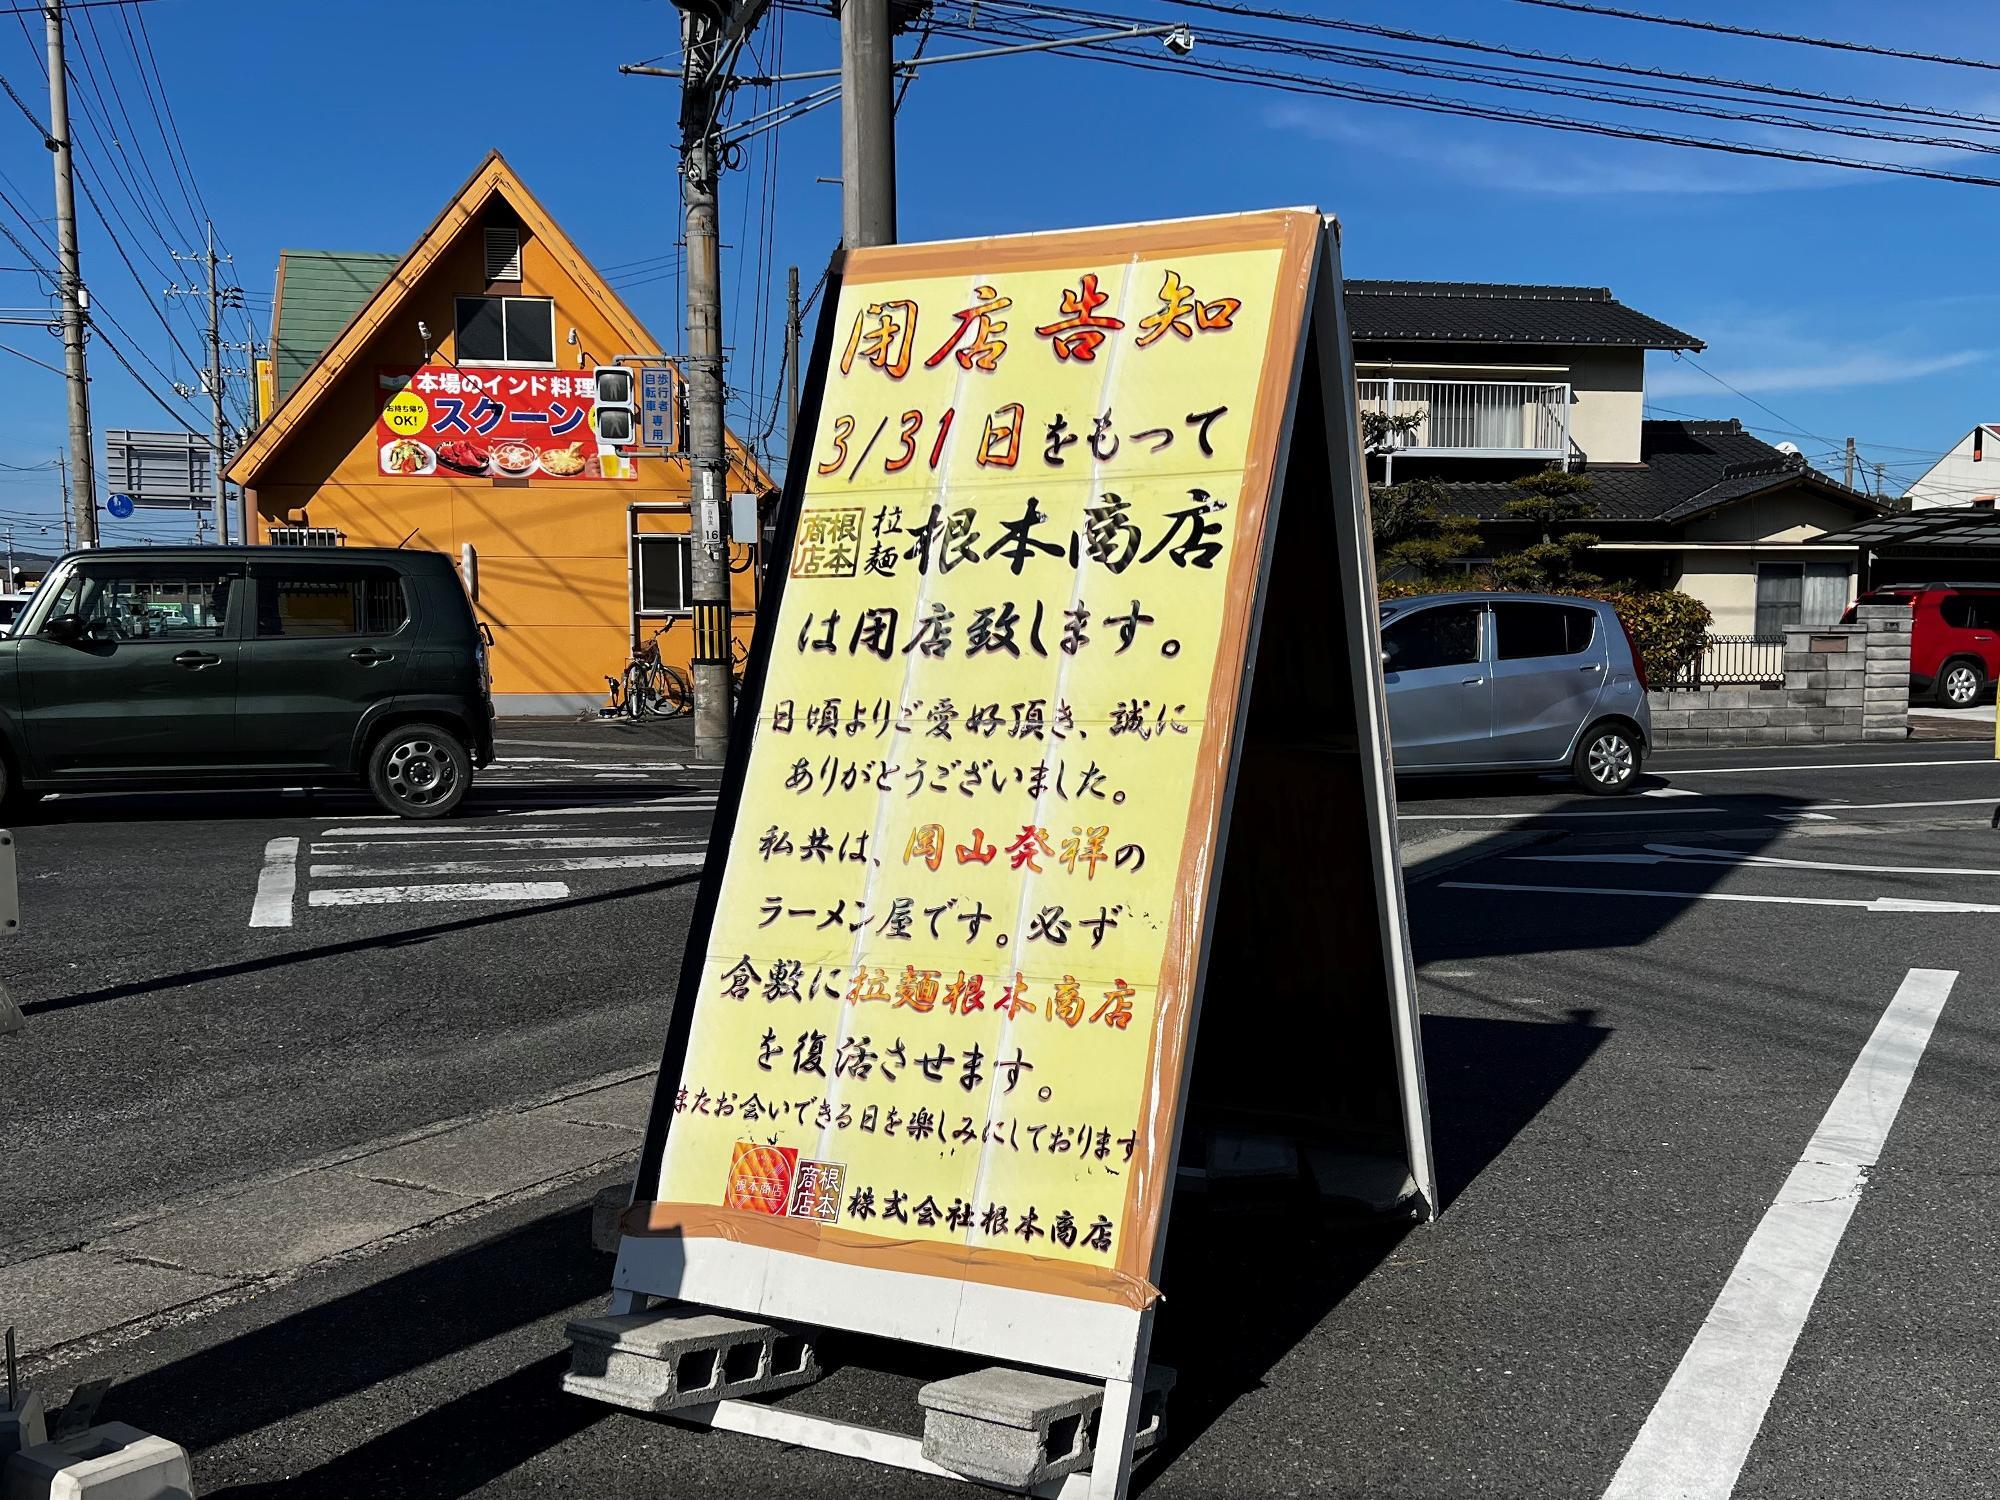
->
[1645,603,1909,749]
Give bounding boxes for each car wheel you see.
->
[1574,722,1641,796]
[367,722,471,819]
[1939,659,1983,709]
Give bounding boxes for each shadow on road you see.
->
[1139,1004,1608,1486]
[19,781,715,827]
[96,1200,616,1497]
[18,870,706,1018]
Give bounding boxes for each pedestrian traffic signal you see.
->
[593,365,634,446]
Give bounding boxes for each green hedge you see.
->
[1377,579,1712,686]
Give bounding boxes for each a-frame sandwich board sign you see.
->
[599,208,1432,1498]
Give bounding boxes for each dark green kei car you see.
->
[0,546,495,818]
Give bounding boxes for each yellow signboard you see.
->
[635,211,1327,1309]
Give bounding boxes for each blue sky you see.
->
[0,0,1991,543]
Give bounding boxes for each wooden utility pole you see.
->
[44,0,95,548]
[1843,436,1857,490]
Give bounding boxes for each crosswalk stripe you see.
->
[308,882,569,906]
[310,853,708,877]
[309,835,702,853]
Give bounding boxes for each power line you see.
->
[1508,1,2000,73]
[909,10,2000,189]
[1150,0,2000,138]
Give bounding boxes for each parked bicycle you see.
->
[604,627,692,720]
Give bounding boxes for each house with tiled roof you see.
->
[1350,280,1888,637]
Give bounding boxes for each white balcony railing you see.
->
[1357,378,1572,472]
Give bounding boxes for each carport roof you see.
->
[1814,508,2000,548]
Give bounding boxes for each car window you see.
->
[1940,595,1974,629]
[1493,601,1596,660]
[255,566,410,638]
[1382,604,1481,672]
[43,567,238,640]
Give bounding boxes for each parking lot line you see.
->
[307,882,570,906]
[1603,968,1958,1500]
[1442,880,2000,914]
[248,837,300,928]
[1665,757,1993,776]
[309,853,708,877]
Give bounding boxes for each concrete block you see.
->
[1786,672,1829,690]
[1725,710,1770,728]
[1761,706,1812,726]
[590,1184,629,1253]
[539,1076,657,1131]
[1736,727,1794,744]
[563,1309,820,1413]
[1782,653,1826,674]
[1864,726,1908,741]
[1653,728,1706,749]
[1782,725,1832,743]
[1863,686,1907,703]
[1803,707,1852,726]
[1648,710,1691,730]
[3,1423,191,1500]
[1707,687,1754,709]
[1,1391,47,1461]
[1649,691,1708,712]
[919,1365,1176,1492]
[1823,688,1864,707]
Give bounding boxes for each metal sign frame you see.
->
[102,430,213,511]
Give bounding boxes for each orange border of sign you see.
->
[626,209,1324,1310]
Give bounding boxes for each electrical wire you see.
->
[1509,0,2000,73]
[906,7,2000,190]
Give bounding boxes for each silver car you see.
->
[1379,592,1651,795]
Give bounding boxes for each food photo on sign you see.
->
[373,366,634,480]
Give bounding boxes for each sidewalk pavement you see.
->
[0,1069,657,1371]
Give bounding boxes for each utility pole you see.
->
[674,0,770,758]
[55,453,70,551]
[840,0,897,248]
[170,225,240,544]
[204,221,229,544]
[784,264,800,453]
[45,0,95,548]
[1843,436,1857,490]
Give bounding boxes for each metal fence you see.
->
[1662,635,1787,689]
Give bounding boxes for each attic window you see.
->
[484,226,522,283]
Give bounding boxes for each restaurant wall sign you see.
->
[374,365,635,481]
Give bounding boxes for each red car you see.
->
[1846,583,2000,707]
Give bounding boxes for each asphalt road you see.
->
[9,735,2000,1497]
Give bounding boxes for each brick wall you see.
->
[1646,603,1909,749]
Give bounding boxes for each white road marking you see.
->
[1442,880,2000,914]
[1516,843,2000,879]
[1664,757,1992,776]
[1603,968,1958,1500]
[1400,807,1774,822]
[1401,794,1996,823]
[310,853,708,877]
[308,882,569,906]
[1802,796,1998,812]
[248,837,300,928]
[309,835,698,853]
[1640,786,1700,797]
[507,797,717,818]
[319,823,572,837]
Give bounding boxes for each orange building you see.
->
[229,152,770,716]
